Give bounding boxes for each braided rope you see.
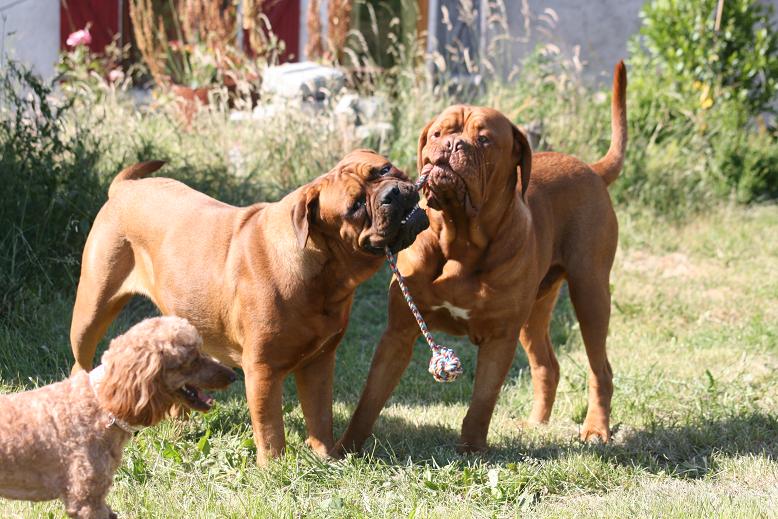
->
[383,172,463,383]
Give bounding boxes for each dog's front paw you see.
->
[328,441,347,459]
[456,438,488,455]
[304,437,334,459]
[580,418,610,444]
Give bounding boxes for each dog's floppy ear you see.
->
[292,185,320,249]
[511,123,532,200]
[417,118,436,173]
[99,337,173,427]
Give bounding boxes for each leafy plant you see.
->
[0,63,104,309]
[164,40,218,87]
[56,32,137,96]
[635,0,778,114]
[613,0,778,210]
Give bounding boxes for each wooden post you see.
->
[417,0,428,41]
[714,0,725,32]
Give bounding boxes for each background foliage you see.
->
[0,67,103,311]
[624,0,778,207]
[2,0,777,314]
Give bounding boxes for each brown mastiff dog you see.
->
[337,62,627,453]
[69,150,428,465]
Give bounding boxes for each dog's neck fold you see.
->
[428,174,528,262]
[88,366,142,434]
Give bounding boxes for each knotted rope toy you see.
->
[384,172,463,383]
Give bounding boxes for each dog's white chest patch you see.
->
[431,301,470,320]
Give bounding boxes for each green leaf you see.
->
[196,428,212,457]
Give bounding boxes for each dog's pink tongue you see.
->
[197,388,214,406]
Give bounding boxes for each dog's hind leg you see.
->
[70,214,135,374]
[567,271,614,443]
[519,279,564,425]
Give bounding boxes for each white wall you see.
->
[506,0,778,83]
[298,0,329,61]
[299,0,309,60]
[512,0,644,82]
[0,0,60,79]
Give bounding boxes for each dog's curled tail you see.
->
[590,60,627,187]
[108,160,166,198]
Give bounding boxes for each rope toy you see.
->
[384,172,463,383]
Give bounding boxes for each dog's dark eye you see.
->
[432,130,441,138]
[380,164,392,175]
[477,135,489,145]
[350,198,365,214]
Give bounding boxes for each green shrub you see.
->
[714,128,778,202]
[0,64,104,310]
[617,0,778,210]
[637,0,778,115]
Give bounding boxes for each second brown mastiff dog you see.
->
[337,62,627,453]
[69,150,428,465]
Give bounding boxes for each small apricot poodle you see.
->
[0,316,236,518]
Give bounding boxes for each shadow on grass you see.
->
[197,380,777,483]
[345,410,778,480]
[603,413,778,477]
[118,377,776,486]
[331,273,580,407]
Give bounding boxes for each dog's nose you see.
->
[445,137,465,152]
[381,185,401,205]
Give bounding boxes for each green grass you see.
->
[1,203,776,518]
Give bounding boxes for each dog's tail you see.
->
[590,61,627,187]
[108,160,166,198]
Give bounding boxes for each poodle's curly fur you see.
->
[0,316,235,519]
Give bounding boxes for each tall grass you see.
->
[0,65,103,311]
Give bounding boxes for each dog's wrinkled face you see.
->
[100,317,236,426]
[293,150,429,255]
[417,105,532,216]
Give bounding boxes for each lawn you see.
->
[2,203,776,518]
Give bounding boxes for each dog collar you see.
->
[88,365,143,434]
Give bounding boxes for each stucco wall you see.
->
[507,0,778,83]
[0,0,60,79]
[509,0,644,82]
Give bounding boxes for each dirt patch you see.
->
[621,251,702,279]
